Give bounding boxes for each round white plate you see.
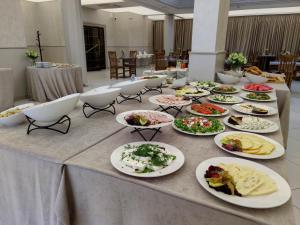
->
[212,87,241,94]
[186,105,229,117]
[240,92,277,102]
[110,141,185,177]
[214,131,285,159]
[223,115,279,133]
[116,110,174,129]
[196,157,291,208]
[190,81,221,90]
[149,95,192,107]
[172,119,225,136]
[207,95,243,104]
[232,103,277,116]
[182,88,211,97]
[242,87,273,93]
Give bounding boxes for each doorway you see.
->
[84,25,106,71]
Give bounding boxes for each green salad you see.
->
[174,116,224,134]
[121,144,176,173]
[246,92,271,100]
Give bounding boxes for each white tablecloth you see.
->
[0,68,14,111]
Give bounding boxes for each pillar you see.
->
[164,14,174,55]
[188,0,230,81]
[61,0,87,85]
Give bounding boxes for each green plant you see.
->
[227,52,247,69]
[25,49,39,60]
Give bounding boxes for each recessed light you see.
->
[81,0,124,5]
[102,6,162,15]
[25,0,54,2]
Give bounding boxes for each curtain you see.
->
[153,21,164,51]
[174,19,193,51]
[226,14,300,57]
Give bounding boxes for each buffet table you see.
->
[26,66,83,102]
[143,68,188,79]
[60,86,295,225]
[0,68,14,111]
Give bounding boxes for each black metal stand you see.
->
[82,102,116,118]
[26,115,71,135]
[190,96,204,104]
[142,84,163,94]
[130,127,161,141]
[116,92,142,104]
[157,105,184,117]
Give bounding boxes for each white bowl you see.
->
[23,93,80,123]
[80,86,120,108]
[245,73,268,84]
[171,78,187,88]
[0,103,34,126]
[141,75,167,88]
[217,72,240,84]
[112,80,147,95]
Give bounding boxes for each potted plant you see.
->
[25,49,39,66]
[226,52,247,73]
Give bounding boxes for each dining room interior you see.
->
[0,0,300,225]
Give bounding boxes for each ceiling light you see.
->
[25,0,54,2]
[229,7,300,16]
[148,15,166,20]
[175,13,194,19]
[81,0,124,5]
[102,6,162,15]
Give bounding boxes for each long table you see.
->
[61,86,295,225]
[0,83,294,225]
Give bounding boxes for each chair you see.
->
[278,54,296,88]
[108,51,123,79]
[122,51,137,78]
[154,52,167,70]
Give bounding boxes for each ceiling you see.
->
[82,0,300,14]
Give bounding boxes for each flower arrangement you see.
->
[25,49,39,65]
[227,52,247,70]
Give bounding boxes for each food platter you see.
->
[0,103,34,126]
[189,81,221,90]
[176,87,211,97]
[116,110,174,129]
[223,115,279,133]
[196,157,291,208]
[207,94,243,104]
[149,95,192,107]
[240,92,277,102]
[242,84,273,93]
[212,86,240,94]
[172,116,225,136]
[186,103,229,117]
[232,103,277,116]
[214,131,285,159]
[110,141,185,177]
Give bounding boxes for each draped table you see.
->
[0,68,14,111]
[61,86,295,225]
[26,66,83,102]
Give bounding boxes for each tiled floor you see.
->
[86,68,300,224]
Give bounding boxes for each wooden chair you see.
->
[122,51,137,77]
[108,51,123,79]
[154,52,167,70]
[278,54,296,88]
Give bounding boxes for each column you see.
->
[188,0,230,81]
[61,0,87,85]
[164,14,174,55]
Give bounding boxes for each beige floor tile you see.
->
[294,207,300,225]
[286,159,300,189]
[293,189,300,209]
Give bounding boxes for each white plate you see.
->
[196,157,291,208]
[242,87,273,93]
[214,131,285,159]
[172,118,225,136]
[182,88,211,97]
[207,95,243,104]
[190,81,221,90]
[212,87,241,94]
[232,103,277,116]
[240,92,277,102]
[110,141,185,178]
[149,95,192,107]
[116,110,174,129]
[0,103,35,126]
[223,115,279,133]
[186,105,229,117]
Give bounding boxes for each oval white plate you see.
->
[149,95,192,107]
[232,103,277,116]
[190,81,221,90]
[182,89,211,97]
[212,87,241,94]
[196,157,291,208]
[207,95,243,104]
[110,141,185,178]
[172,119,225,136]
[223,115,279,133]
[240,92,277,102]
[186,105,229,117]
[116,110,174,129]
[214,131,285,159]
[241,87,273,93]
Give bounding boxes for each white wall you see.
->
[81,8,153,66]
